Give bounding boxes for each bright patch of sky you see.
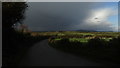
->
[102,2,118,25]
[84,2,118,31]
[103,2,118,31]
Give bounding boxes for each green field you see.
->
[31,31,120,43]
[31,31,120,37]
[30,31,120,64]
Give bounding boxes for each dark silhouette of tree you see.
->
[3,2,28,28]
[2,2,28,66]
[3,2,28,48]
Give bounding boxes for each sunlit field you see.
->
[31,31,119,37]
[30,31,120,42]
[28,31,120,63]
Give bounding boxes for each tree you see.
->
[3,2,28,29]
[2,2,28,66]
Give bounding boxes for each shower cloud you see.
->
[23,2,118,32]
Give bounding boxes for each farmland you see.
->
[30,31,120,43]
[29,31,120,64]
[31,31,120,37]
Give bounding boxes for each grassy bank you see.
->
[48,32,120,64]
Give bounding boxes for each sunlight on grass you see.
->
[102,38,112,41]
[69,38,88,43]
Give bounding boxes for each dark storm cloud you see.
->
[23,2,95,31]
[23,2,117,31]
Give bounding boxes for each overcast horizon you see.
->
[20,2,119,32]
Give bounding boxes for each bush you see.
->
[87,38,108,48]
[109,37,120,49]
[60,38,69,44]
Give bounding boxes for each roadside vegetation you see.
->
[46,31,120,64]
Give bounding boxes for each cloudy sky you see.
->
[23,2,119,31]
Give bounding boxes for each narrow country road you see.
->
[19,39,117,66]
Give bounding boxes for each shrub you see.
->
[59,38,69,44]
[109,37,120,49]
[87,38,108,48]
